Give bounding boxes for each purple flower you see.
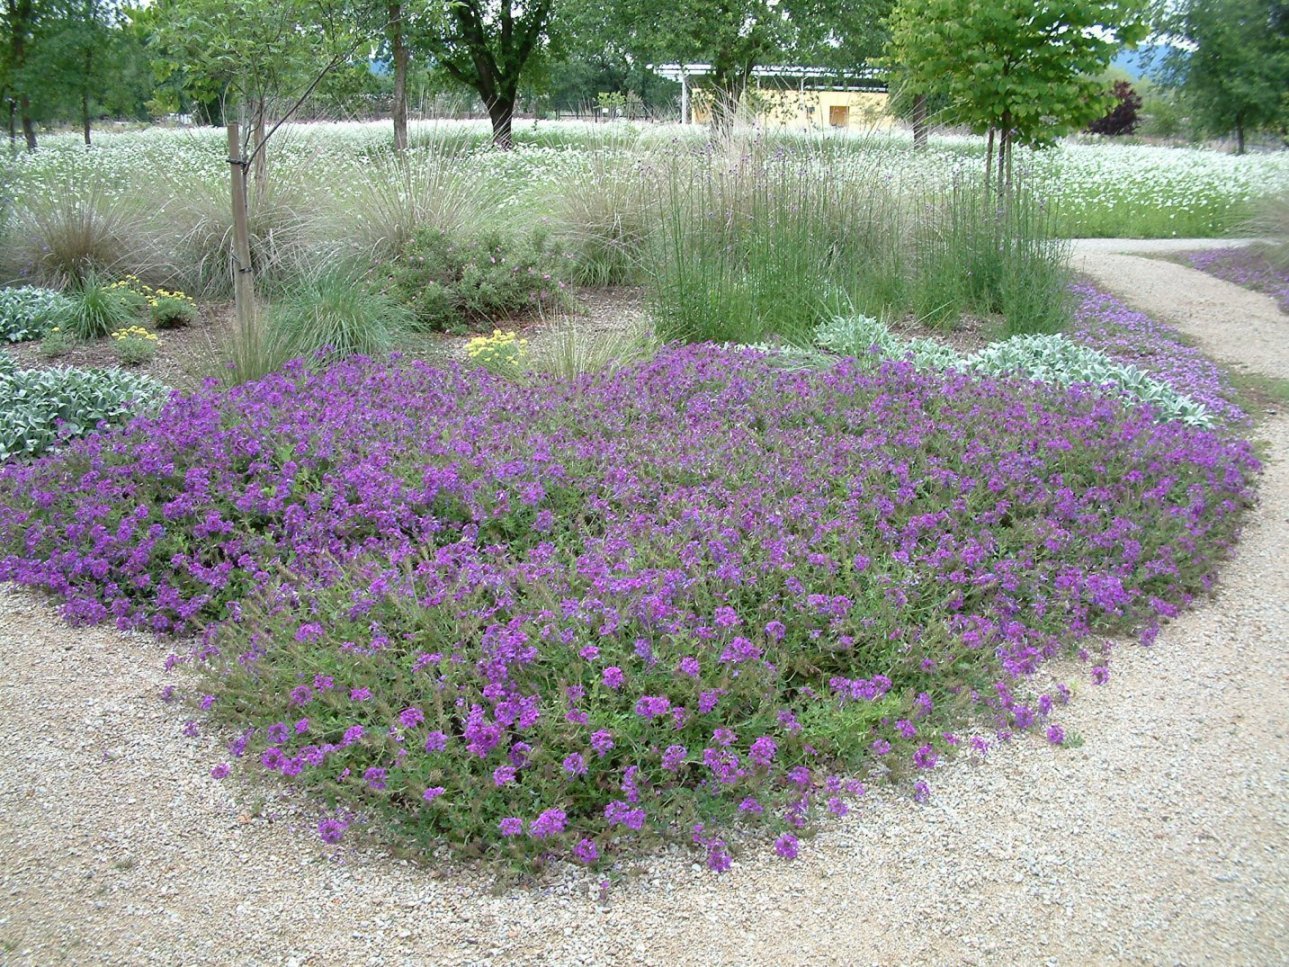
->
[913,780,931,804]
[677,655,701,677]
[590,730,615,757]
[712,727,737,747]
[913,744,938,770]
[529,808,567,839]
[713,605,740,628]
[1046,724,1066,746]
[317,818,346,845]
[749,736,777,767]
[290,685,313,706]
[661,744,687,771]
[563,753,587,777]
[363,767,387,790]
[398,707,425,729]
[871,738,892,756]
[634,695,670,719]
[422,786,446,802]
[602,666,625,690]
[572,838,600,864]
[774,833,799,860]
[738,797,763,814]
[499,817,523,837]
[1091,665,1110,685]
[424,731,448,752]
[349,687,372,702]
[210,762,230,780]
[492,765,517,787]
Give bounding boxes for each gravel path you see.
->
[2,248,1288,965]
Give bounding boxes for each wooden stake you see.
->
[227,122,256,336]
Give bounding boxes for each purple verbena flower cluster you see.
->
[1183,247,1289,315]
[0,296,1259,869]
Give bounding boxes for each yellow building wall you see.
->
[691,88,893,131]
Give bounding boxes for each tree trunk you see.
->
[488,93,514,149]
[1235,117,1246,155]
[912,94,928,151]
[7,99,14,147]
[82,48,92,146]
[389,3,408,153]
[20,94,35,152]
[252,100,268,189]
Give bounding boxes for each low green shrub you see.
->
[148,290,199,330]
[0,286,74,343]
[110,325,160,366]
[38,326,77,359]
[0,364,167,461]
[268,267,417,359]
[391,228,569,334]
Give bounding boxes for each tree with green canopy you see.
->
[1158,0,1289,153]
[884,0,1149,186]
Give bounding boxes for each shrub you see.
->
[0,286,75,343]
[110,325,160,366]
[464,328,528,376]
[392,228,569,334]
[1086,81,1143,137]
[0,363,166,461]
[0,343,1255,868]
[267,267,417,359]
[66,276,143,340]
[148,290,199,330]
[38,326,77,360]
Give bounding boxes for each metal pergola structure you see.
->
[651,64,887,123]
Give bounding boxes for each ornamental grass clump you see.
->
[0,312,1257,869]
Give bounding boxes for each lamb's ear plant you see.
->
[0,286,74,343]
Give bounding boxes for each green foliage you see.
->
[37,325,77,359]
[0,286,74,343]
[267,267,417,359]
[910,179,1071,333]
[527,317,659,379]
[884,0,1149,176]
[109,325,159,366]
[391,228,569,334]
[65,276,142,340]
[0,362,166,461]
[1159,0,1289,153]
[149,291,198,330]
[646,143,903,346]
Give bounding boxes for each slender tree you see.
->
[885,0,1148,186]
[1160,0,1289,153]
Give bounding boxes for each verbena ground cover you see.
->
[0,282,1258,871]
[1180,248,1289,313]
